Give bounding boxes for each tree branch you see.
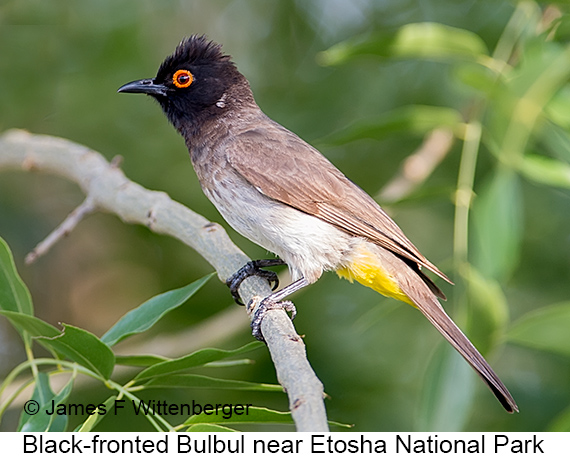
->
[0,129,328,432]
[25,196,96,264]
[377,127,454,203]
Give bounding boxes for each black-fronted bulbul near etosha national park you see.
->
[118,35,518,413]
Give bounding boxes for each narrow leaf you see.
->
[20,375,74,432]
[75,396,117,432]
[53,324,115,379]
[417,343,475,431]
[186,423,237,432]
[135,342,262,380]
[318,22,488,66]
[539,121,570,163]
[390,22,489,60]
[0,236,33,316]
[472,168,523,281]
[115,355,169,367]
[141,374,283,391]
[545,84,570,129]
[184,406,293,425]
[0,311,59,338]
[462,265,509,355]
[203,359,255,368]
[0,312,115,379]
[17,373,67,432]
[519,154,570,189]
[507,302,570,357]
[183,406,349,428]
[454,62,502,95]
[101,273,213,347]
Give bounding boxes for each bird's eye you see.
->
[173,69,193,88]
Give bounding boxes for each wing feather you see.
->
[226,125,451,285]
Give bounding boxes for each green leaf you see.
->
[318,105,462,146]
[186,423,237,432]
[101,273,213,347]
[54,324,115,379]
[472,168,523,281]
[141,374,283,391]
[462,265,509,355]
[0,236,33,318]
[318,22,488,66]
[519,154,570,189]
[183,406,350,429]
[0,311,60,338]
[183,406,293,426]
[74,396,116,432]
[390,22,489,60]
[115,354,169,367]
[20,375,74,432]
[203,359,256,368]
[417,343,475,432]
[135,342,262,380]
[487,41,570,164]
[454,62,502,95]
[115,354,255,369]
[551,14,570,43]
[17,373,67,432]
[507,302,570,357]
[539,121,570,163]
[545,84,570,129]
[0,312,115,379]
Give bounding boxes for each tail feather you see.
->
[406,286,518,413]
[339,241,517,412]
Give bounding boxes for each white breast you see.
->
[203,173,352,283]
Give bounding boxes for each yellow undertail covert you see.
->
[336,243,414,306]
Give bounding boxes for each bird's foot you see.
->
[250,296,297,342]
[226,259,284,305]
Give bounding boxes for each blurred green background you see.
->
[1,0,570,432]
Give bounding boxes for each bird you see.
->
[118,35,518,413]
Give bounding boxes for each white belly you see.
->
[203,175,352,283]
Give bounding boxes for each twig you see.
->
[377,128,454,203]
[25,197,96,264]
[0,129,329,432]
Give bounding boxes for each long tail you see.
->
[404,284,518,413]
[338,241,518,412]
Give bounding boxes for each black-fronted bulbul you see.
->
[118,35,518,413]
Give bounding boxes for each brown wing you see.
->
[227,124,518,413]
[226,124,452,287]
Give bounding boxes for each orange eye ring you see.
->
[173,69,193,88]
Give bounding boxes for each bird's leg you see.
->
[250,277,310,342]
[226,259,286,305]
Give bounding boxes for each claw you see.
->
[226,259,285,305]
[250,296,297,342]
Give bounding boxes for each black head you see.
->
[118,35,248,132]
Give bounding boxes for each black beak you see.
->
[118,78,168,96]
